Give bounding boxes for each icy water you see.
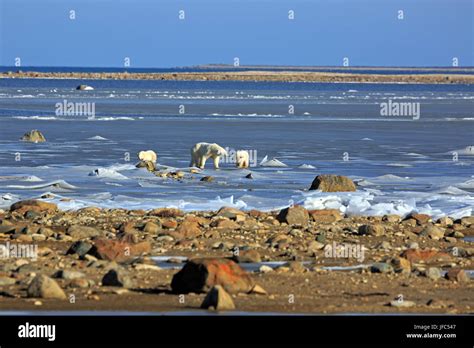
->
[0,78,473,218]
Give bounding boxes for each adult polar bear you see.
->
[190,142,228,169]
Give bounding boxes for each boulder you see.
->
[277,205,309,227]
[217,207,246,220]
[309,209,342,223]
[400,249,451,263]
[171,258,254,294]
[66,241,93,257]
[309,175,356,192]
[27,274,67,299]
[76,84,94,91]
[170,217,202,239]
[445,269,469,283]
[358,224,385,236]
[405,213,431,225]
[200,285,235,311]
[67,225,101,239]
[89,239,151,262]
[102,269,133,288]
[20,130,46,143]
[10,200,57,215]
[421,225,445,240]
[215,219,240,230]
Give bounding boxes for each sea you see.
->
[0,67,473,218]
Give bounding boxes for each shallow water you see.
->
[0,78,473,218]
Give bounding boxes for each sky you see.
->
[0,0,473,68]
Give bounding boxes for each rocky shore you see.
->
[3,70,474,84]
[0,199,472,314]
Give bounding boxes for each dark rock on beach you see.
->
[171,258,254,294]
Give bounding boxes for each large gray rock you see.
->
[27,274,67,299]
[277,205,309,227]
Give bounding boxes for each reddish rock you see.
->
[10,200,58,215]
[405,213,431,225]
[400,249,451,263]
[309,175,356,192]
[277,205,309,226]
[90,239,151,262]
[309,209,342,223]
[161,219,178,229]
[148,208,184,218]
[171,258,254,294]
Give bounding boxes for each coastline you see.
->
[2,70,474,84]
[0,200,471,314]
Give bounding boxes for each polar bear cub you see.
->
[138,150,157,163]
[190,142,228,169]
[236,150,250,168]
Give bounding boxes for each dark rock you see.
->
[370,262,393,273]
[171,258,254,294]
[66,241,93,257]
[102,269,133,288]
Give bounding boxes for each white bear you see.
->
[138,150,157,163]
[190,142,228,169]
[235,150,250,168]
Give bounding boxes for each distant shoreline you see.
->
[2,70,474,84]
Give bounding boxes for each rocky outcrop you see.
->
[309,175,356,192]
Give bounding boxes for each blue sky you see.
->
[0,0,473,68]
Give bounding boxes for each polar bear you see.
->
[235,150,250,168]
[190,142,228,169]
[138,150,157,163]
